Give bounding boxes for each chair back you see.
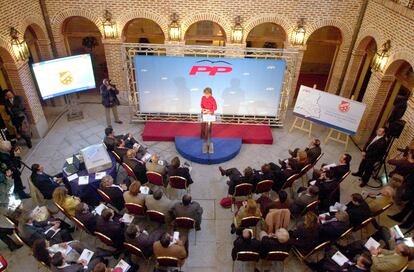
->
[175,217,196,229]
[337,227,354,241]
[372,202,393,218]
[233,183,253,197]
[0,255,7,272]
[28,176,46,206]
[122,163,138,180]
[123,242,146,260]
[97,188,111,204]
[338,171,351,183]
[255,180,273,194]
[312,153,324,166]
[300,164,313,177]
[3,215,16,229]
[282,174,300,190]
[146,171,164,187]
[94,231,114,247]
[111,151,122,164]
[304,241,331,259]
[156,256,179,268]
[72,216,91,235]
[13,232,31,248]
[266,251,289,262]
[53,200,72,219]
[239,216,261,228]
[147,210,166,224]
[300,200,319,216]
[169,176,188,190]
[399,264,409,272]
[353,217,375,232]
[125,203,145,216]
[236,251,260,262]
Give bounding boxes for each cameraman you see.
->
[100,78,122,127]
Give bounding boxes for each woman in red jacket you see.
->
[200,87,217,140]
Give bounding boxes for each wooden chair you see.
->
[281,173,300,196]
[299,200,320,217]
[168,176,189,198]
[122,163,138,180]
[123,242,150,266]
[232,251,260,272]
[254,180,273,194]
[237,216,262,229]
[299,163,313,186]
[125,203,145,216]
[146,171,164,187]
[72,216,93,242]
[353,217,375,240]
[372,202,393,224]
[147,210,166,224]
[231,183,253,212]
[293,241,330,263]
[96,188,111,204]
[94,231,115,249]
[263,251,289,271]
[335,227,354,245]
[53,201,72,222]
[156,256,181,271]
[175,217,198,245]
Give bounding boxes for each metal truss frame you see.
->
[122,43,299,127]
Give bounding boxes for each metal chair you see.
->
[372,202,393,224]
[232,251,260,272]
[96,188,111,204]
[147,210,166,224]
[299,163,313,186]
[169,176,189,198]
[72,216,93,242]
[299,200,320,217]
[231,183,253,212]
[122,163,138,180]
[174,217,198,245]
[53,201,71,222]
[156,256,181,271]
[254,180,273,194]
[146,171,164,187]
[123,242,150,265]
[312,153,324,167]
[338,171,351,183]
[335,227,354,245]
[263,251,289,271]
[125,202,146,216]
[94,231,114,249]
[281,173,300,196]
[293,240,330,263]
[238,216,262,229]
[399,264,409,272]
[353,217,375,240]
[111,151,122,173]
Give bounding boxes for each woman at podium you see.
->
[200,87,217,140]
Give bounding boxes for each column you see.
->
[326,46,349,93]
[3,61,48,138]
[340,49,366,98]
[102,39,127,101]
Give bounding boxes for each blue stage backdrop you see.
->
[134,56,286,116]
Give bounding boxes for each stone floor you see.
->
[0,101,399,272]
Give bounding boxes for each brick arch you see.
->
[181,12,232,42]
[0,36,15,62]
[355,36,377,52]
[19,16,48,39]
[355,26,384,50]
[50,8,103,38]
[118,10,168,40]
[305,19,353,46]
[243,14,291,43]
[384,48,414,76]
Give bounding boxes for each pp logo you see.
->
[339,100,350,112]
[189,66,232,76]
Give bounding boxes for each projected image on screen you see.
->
[32,54,96,99]
[134,56,286,116]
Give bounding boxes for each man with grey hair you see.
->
[145,154,167,177]
[259,228,291,258]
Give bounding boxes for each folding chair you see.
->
[175,217,198,245]
[293,240,330,263]
[231,183,253,212]
[122,163,138,180]
[263,251,289,272]
[156,256,181,271]
[281,173,300,196]
[232,251,260,272]
[372,202,393,224]
[125,203,145,216]
[124,242,150,266]
[168,176,189,198]
[353,217,375,240]
[254,180,273,194]
[147,210,166,225]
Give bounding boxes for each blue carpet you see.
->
[175,137,242,165]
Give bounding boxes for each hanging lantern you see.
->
[10,27,29,61]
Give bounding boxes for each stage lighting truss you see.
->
[122,43,299,127]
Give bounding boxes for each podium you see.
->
[202,114,215,154]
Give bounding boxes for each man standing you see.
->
[100,79,122,127]
[352,127,388,187]
[4,90,31,148]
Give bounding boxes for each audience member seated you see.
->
[145,189,174,222]
[52,187,80,217]
[290,185,319,215]
[219,166,259,195]
[388,174,414,229]
[17,213,73,246]
[123,180,145,206]
[313,153,351,181]
[370,243,409,272]
[289,138,322,164]
[171,194,203,231]
[95,208,125,249]
[388,149,414,177]
[103,127,137,151]
[153,232,187,267]
[365,176,400,214]
[124,149,148,184]
[167,156,194,185]
[99,175,125,211]
[265,208,291,234]
[124,224,163,258]
[231,229,261,261]
[258,163,275,183]
[310,250,372,272]
[32,239,84,266]
[346,193,371,228]
[74,203,99,233]
[113,139,129,160]
[232,198,261,233]
[319,211,350,242]
[50,252,89,272]
[0,225,22,251]
[259,228,291,258]
[262,190,289,217]
[146,154,167,176]
[291,211,320,254]
[270,159,298,191]
[281,149,308,171]
[31,163,70,199]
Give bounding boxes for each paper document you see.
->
[78,249,94,265]
[133,143,141,150]
[78,176,89,185]
[158,160,164,166]
[330,202,347,212]
[404,238,414,247]
[115,259,131,272]
[67,173,78,182]
[94,203,107,215]
[66,157,74,164]
[140,186,150,195]
[49,244,72,256]
[364,237,380,250]
[141,153,152,162]
[95,172,106,180]
[172,231,180,244]
[121,213,134,224]
[309,180,317,186]
[322,163,336,171]
[331,251,349,266]
[391,225,404,240]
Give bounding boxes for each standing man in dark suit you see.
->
[352,127,388,187]
[4,90,32,148]
[171,194,203,230]
[100,79,122,127]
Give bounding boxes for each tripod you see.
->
[371,136,396,186]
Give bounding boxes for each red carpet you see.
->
[142,122,273,144]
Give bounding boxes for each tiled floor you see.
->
[0,101,397,271]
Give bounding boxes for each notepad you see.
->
[331,251,349,266]
[66,157,74,164]
[309,180,317,186]
[114,259,131,272]
[67,173,78,182]
[391,225,405,240]
[365,237,380,250]
[49,244,72,256]
[330,202,347,212]
[78,176,89,185]
[78,249,94,265]
[121,213,134,224]
[141,153,152,162]
[140,186,150,195]
[93,203,107,216]
[173,231,179,244]
[95,171,106,180]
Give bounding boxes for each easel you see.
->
[289,84,317,138]
[324,128,350,151]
